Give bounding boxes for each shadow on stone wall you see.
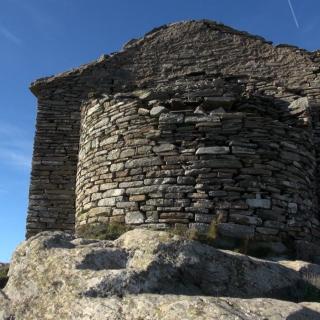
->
[287,308,320,319]
[76,88,320,263]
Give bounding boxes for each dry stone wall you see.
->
[27,20,320,254]
[76,93,320,249]
[26,95,80,238]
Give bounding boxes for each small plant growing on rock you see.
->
[206,220,218,241]
[76,223,132,240]
[170,220,219,246]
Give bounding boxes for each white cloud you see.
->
[0,26,22,45]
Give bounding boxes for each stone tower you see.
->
[27,20,320,257]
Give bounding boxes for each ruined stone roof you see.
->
[30,20,319,97]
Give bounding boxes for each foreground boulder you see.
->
[0,264,9,290]
[1,229,320,319]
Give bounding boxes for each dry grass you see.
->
[170,220,219,245]
[76,223,132,240]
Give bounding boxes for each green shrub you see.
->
[76,223,132,240]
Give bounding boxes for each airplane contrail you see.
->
[287,0,300,29]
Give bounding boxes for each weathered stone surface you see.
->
[288,202,298,214]
[100,182,119,191]
[137,107,150,115]
[210,106,226,114]
[218,223,255,239]
[196,146,230,155]
[129,194,146,202]
[120,148,135,158]
[100,135,118,145]
[232,146,256,154]
[202,96,236,108]
[153,143,176,153]
[177,176,195,185]
[256,227,279,235]
[159,113,184,124]
[125,185,160,195]
[150,105,168,117]
[98,197,121,207]
[191,159,242,169]
[288,97,310,115]
[246,198,271,209]
[102,188,125,197]
[3,230,320,319]
[110,162,124,172]
[107,149,121,160]
[294,240,320,264]
[229,214,262,226]
[125,157,162,169]
[194,213,215,223]
[125,211,145,224]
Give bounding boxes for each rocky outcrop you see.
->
[2,229,320,319]
[0,264,9,290]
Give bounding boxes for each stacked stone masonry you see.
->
[27,20,320,255]
[76,93,318,245]
[27,97,80,237]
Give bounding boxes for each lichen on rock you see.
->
[1,229,320,319]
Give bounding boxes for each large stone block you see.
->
[159,113,184,124]
[153,144,176,153]
[202,96,236,108]
[191,160,242,169]
[102,189,125,197]
[125,211,145,224]
[229,214,262,226]
[246,198,271,209]
[125,157,163,169]
[196,146,230,155]
[218,223,255,239]
[150,106,168,117]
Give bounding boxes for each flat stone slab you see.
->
[202,96,236,108]
[246,198,271,209]
[196,146,230,155]
[150,106,168,117]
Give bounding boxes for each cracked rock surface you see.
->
[1,229,320,319]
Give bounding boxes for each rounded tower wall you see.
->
[75,92,319,248]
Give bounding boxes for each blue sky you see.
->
[0,0,319,262]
